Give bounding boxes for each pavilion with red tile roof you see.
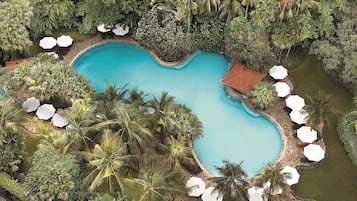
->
[220,63,266,94]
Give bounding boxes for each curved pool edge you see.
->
[65,36,202,68]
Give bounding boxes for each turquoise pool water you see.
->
[73,42,282,177]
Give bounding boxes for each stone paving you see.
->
[63,35,326,201]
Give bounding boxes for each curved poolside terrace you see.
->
[64,35,327,201]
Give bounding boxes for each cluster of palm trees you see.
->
[29,84,203,199]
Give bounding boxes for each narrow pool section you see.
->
[73,42,282,177]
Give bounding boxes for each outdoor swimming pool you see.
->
[73,42,282,177]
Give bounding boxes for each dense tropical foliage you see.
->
[0,0,356,200]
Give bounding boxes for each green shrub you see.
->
[248,82,278,110]
[336,113,357,167]
[0,172,26,201]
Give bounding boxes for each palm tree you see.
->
[95,82,128,105]
[241,0,254,18]
[161,135,193,170]
[295,0,319,16]
[132,155,185,201]
[256,162,288,199]
[210,160,248,201]
[248,82,278,110]
[148,91,176,143]
[217,0,245,23]
[82,130,135,195]
[54,99,96,154]
[304,93,336,129]
[199,0,221,15]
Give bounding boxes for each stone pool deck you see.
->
[63,35,326,201]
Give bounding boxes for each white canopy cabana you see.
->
[273,82,291,97]
[280,166,300,186]
[112,23,129,36]
[201,187,223,201]
[247,186,265,201]
[56,35,73,47]
[285,95,305,110]
[36,104,56,120]
[97,24,111,33]
[22,97,40,113]
[51,113,69,128]
[39,37,57,49]
[304,144,325,162]
[297,126,318,143]
[289,109,309,124]
[185,177,206,197]
[269,65,288,80]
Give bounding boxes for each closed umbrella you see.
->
[56,35,73,47]
[202,187,223,201]
[36,104,56,120]
[269,65,288,80]
[304,144,325,162]
[273,82,290,97]
[22,97,40,113]
[185,177,206,197]
[289,109,309,124]
[297,126,317,143]
[39,37,56,49]
[51,113,68,128]
[247,186,264,201]
[112,23,129,36]
[285,95,305,110]
[97,24,111,33]
[280,166,300,186]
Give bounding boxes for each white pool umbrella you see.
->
[273,82,290,97]
[289,109,309,124]
[247,186,264,201]
[51,113,68,128]
[285,95,305,110]
[56,35,73,47]
[112,24,129,36]
[36,104,56,120]
[185,177,206,197]
[39,37,57,49]
[22,97,40,113]
[280,166,300,186]
[297,126,317,143]
[97,24,111,33]
[202,187,223,201]
[304,144,325,162]
[269,65,288,80]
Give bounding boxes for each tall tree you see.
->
[304,93,336,129]
[217,0,245,23]
[0,0,33,61]
[83,130,135,195]
[210,160,248,201]
[199,0,221,15]
[30,0,76,38]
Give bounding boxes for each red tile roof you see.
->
[5,58,32,68]
[221,63,266,94]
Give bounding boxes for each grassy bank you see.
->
[290,55,357,201]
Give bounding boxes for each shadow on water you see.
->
[289,55,357,201]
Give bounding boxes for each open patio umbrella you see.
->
[185,177,206,197]
[280,166,300,186]
[112,23,129,36]
[304,144,325,162]
[247,186,265,201]
[56,35,73,47]
[36,104,56,120]
[289,109,309,124]
[39,37,57,49]
[96,24,111,33]
[201,187,223,201]
[285,95,305,110]
[269,65,288,80]
[22,97,40,113]
[297,126,317,143]
[273,82,290,97]
[51,113,68,128]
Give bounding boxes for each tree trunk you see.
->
[284,46,292,61]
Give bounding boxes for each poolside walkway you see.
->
[63,35,326,201]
